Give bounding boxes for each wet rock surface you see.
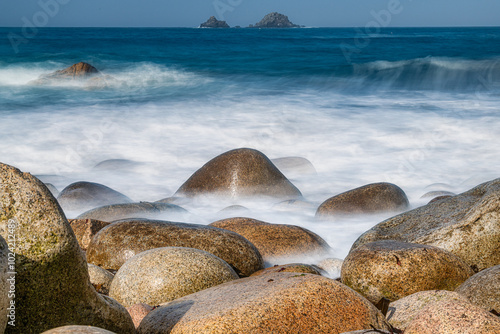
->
[86,219,263,276]
[138,272,390,334]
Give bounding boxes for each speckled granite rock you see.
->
[88,263,114,295]
[250,263,323,277]
[316,258,344,278]
[387,290,469,331]
[341,240,473,303]
[210,217,331,262]
[41,326,116,334]
[86,219,263,277]
[57,181,132,213]
[110,247,239,307]
[70,219,111,251]
[351,178,500,271]
[0,236,9,333]
[77,202,190,222]
[0,162,135,334]
[404,298,500,333]
[316,182,409,219]
[137,273,390,334]
[126,303,153,329]
[456,264,500,312]
[175,148,302,199]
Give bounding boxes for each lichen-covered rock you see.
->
[0,162,135,334]
[110,247,239,307]
[57,181,132,214]
[351,178,500,271]
[404,298,500,334]
[126,303,153,329]
[88,263,114,295]
[137,273,390,334]
[209,217,331,262]
[0,236,10,333]
[387,290,469,331]
[316,182,409,219]
[456,264,500,312]
[86,219,263,277]
[41,326,116,334]
[175,148,302,199]
[250,263,323,277]
[70,219,111,251]
[341,240,473,304]
[77,202,190,222]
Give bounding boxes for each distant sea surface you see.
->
[1,27,499,260]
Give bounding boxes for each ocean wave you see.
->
[350,57,500,91]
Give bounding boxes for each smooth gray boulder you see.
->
[0,162,135,334]
[351,178,500,271]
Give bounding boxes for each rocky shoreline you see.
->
[1,147,499,333]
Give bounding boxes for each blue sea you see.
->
[1,27,499,263]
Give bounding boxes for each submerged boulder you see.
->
[0,162,135,333]
[57,181,133,214]
[109,247,239,307]
[316,182,409,219]
[210,217,331,262]
[200,16,230,28]
[138,273,390,333]
[341,240,473,304]
[175,148,302,199]
[86,219,263,277]
[351,178,500,271]
[77,202,189,222]
[31,62,100,85]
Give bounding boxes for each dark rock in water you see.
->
[175,148,302,199]
[77,202,190,222]
[109,247,239,307]
[316,182,409,219]
[0,162,135,333]
[209,217,331,262]
[250,12,301,28]
[341,240,473,304]
[137,273,390,333]
[200,16,230,28]
[31,62,100,85]
[351,178,500,271]
[58,181,133,214]
[86,219,264,277]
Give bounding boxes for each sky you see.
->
[0,0,499,28]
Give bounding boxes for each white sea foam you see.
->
[1,85,499,260]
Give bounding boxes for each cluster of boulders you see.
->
[200,12,302,28]
[1,147,499,333]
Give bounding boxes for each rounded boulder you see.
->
[341,240,474,304]
[110,247,239,307]
[86,219,263,277]
[456,264,500,312]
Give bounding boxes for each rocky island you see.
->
[199,16,230,28]
[249,12,301,28]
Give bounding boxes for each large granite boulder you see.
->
[387,290,469,331]
[109,247,239,307]
[0,236,9,333]
[210,217,331,262]
[316,182,409,218]
[86,219,263,277]
[404,298,500,333]
[341,240,473,304]
[57,181,132,214]
[0,163,135,333]
[200,16,230,28]
[456,264,500,312]
[137,273,390,333]
[77,202,189,222]
[175,148,302,199]
[249,12,301,28]
[351,178,500,271]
